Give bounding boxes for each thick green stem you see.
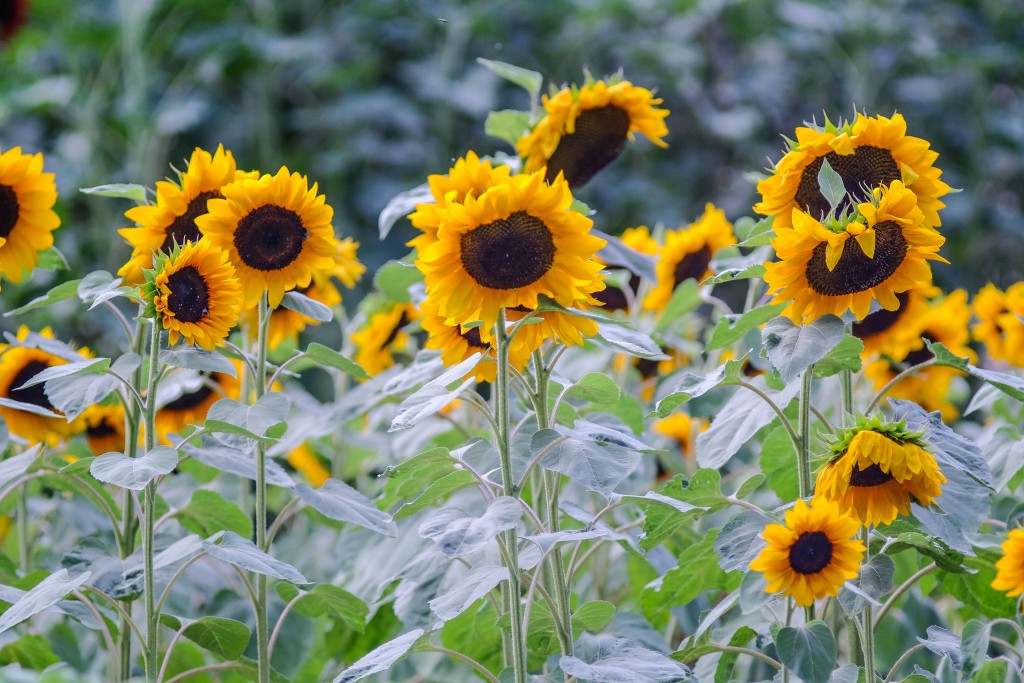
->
[840,368,854,428]
[496,311,528,683]
[862,528,876,682]
[255,295,271,683]
[142,318,162,682]
[120,320,146,679]
[16,486,29,574]
[797,366,815,623]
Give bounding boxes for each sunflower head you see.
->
[83,402,127,455]
[814,415,946,527]
[749,498,865,607]
[0,147,60,287]
[972,282,1024,367]
[992,529,1024,598]
[654,411,707,459]
[351,301,421,377]
[287,443,332,487]
[420,296,529,383]
[516,77,669,188]
[155,364,241,444]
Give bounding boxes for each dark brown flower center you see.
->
[234,205,308,271]
[545,105,631,188]
[0,184,20,239]
[594,284,629,311]
[673,246,712,287]
[87,418,119,438]
[161,190,220,252]
[380,313,409,350]
[6,360,55,411]
[165,266,210,324]
[805,221,908,296]
[852,291,911,340]
[460,326,490,350]
[795,146,901,218]
[163,382,215,412]
[902,333,938,367]
[849,462,894,488]
[788,530,834,574]
[460,211,555,290]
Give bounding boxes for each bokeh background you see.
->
[2,0,1023,344]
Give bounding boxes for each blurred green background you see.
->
[1,0,1022,345]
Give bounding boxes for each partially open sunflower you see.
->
[82,403,127,455]
[755,113,949,230]
[0,147,60,290]
[972,282,1024,367]
[351,302,420,377]
[992,529,1024,598]
[517,77,669,188]
[119,145,257,283]
[814,417,945,527]
[197,167,338,308]
[749,498,865,607]
[764,180,946,323]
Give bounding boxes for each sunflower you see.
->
[749,498,865,607]
[972,282,1024,368]
[644,204,736,310]
[148,240,242,351]
[503,306,600,351]
[155,365,241,443]
[814,417,945,528]
[286,443,331,487]
[351,302,420,377]
[0,147,60,288]
[992,529,1024,598]
[764,181,947,323]
[595,225,658,311]
[755,113,950,231]
[0,327,86,445]
[417,169,606,332]
[197,167,338,308]
[119,145,257,283]
[852,282,939,359]
[407,151,513,253]
[615,346,687,402]
[654,411,707,459]
[333,237,366,289]
[420,297,527,383]
[82,403,126,455]
[517,78,669,188]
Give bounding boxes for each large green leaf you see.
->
[775,621,837,683]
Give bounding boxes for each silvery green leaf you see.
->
[0,397,58,418]
[419,496,520,558]
[2,330,84,362]
[331,628,426,683]
[739,571,772,615]
[160,347,237,376]
[77,270,131,309]
[692,587,741,640]
[476,58,542,104]
[594,323,667,360]
[282,290,333,322]
[616,491,706,518]
[90,446,178,490]
[535,428,642,496]
[653,360,742,417]
[594,229,657,280]
[522,529,608,556]
[762,315,846,383]
[817,159,846,211]
[389,353,481,432]
[180,439,294,487]
[4,279,81,316]
[704,247,771,285]
[428,564,509,621]
[714,509,770,572]
[485,109,531,146]
[654,280,702,333]
[205,394,290,442]
[561,634,694,683]
[379,183,432,241]
[838,554,895,617]
[960,619,992,680]
[0,420,8,457]
[917,626,962,671]
[202,531,307,584]
[295,479,397,537]
[0,570,92,635]
[80,183,147,203]
[42,361,122,421]
[775,621,837,683]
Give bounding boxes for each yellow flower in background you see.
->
[501,307,599,351]
[517,78,669,188]
[755,113,949,230]
[151,240,242,351]
[287,444,331,487]
[764,181,946,323]
[972,282,1024,367]
[351,302,420,377]
[814,420,945,527]
[417,169,605,332]
[644,204,736,311]
[332,237,366,290]
[851,282,939,359]
[0,147,60,289]
[749,498,865,607]
[992,529,1024,598]
[420,297,531,383]
[119,145,257,283]
[82,403,126,456]
[595,225,659,312]
[654,411,707,460]
[155,364,241,444]
[198,167,338,308]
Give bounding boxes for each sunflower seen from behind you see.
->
[0,147,60,290]
[517,77,669,188]
[198,167,338,308]
[972,282,1024,367]
[992,529,1024,599]
[749,498,865,607]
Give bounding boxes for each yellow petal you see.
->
[829,133,855,155]
[854,230,876,259]
[900,162,919,187]
[825,239,846,271]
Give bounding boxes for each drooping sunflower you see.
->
[155,364,241,443]
[814,417,946,528]
[992,529,1024,598]
[197,167,338,308]
[417,169,606,332]
[595,225,658,311]
[286,443,332,487]
[644,204,736,310]
[517,78,669,188]
[119,145,257,283]
[351,302,420,377]
[972,282,1024,368]
[148,240,242,350]
[0,147,60,289]
[82,403,126,455]
[764,180,947,323]
[407,151,513,253]
[755,113,950,230]
[852,282,939,359]
[0,327,87,445]
[749,498,865,607]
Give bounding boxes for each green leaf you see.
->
[775,621,837,683]
[175,489,251,538]
[388,354,479,431]
[641,530,726,626]
[702,262,766,286]
[735,473,765,499]
[883,529,965,573]
[291,584,369,632]
[77,270,131,309]
[379,447,454,509]
[759,426,800,501]
[442,601,504,673]
[304,343,370,380]
[654,280,702,332]
[838,554,895,617]
[282,291,333,322]
[640,470,728,550]
[942,562,1017,618]
[971,659,1008,683]
[80,183,148,203]
[716,626,758,683]
[484,109,531,146]
[707,302,788,350]
[4,279,80,316]
[573,601,615,632]
[394,469,477,521]
[817,159,846,211]
[476,58,543,104]
[35,246,69,272]
[90,446,178,491]
[373,259,423,303]
[295,479,397,536]
[202,532,307,584]
[762,315,846,383]
[653,359,743,417]
[960,619,991,680]
[566,372,621,404]
[0,634,59,670]
[736,215,776,247]
[927,340,970,371]
[182,616,251,660]
[331,628,425,683]
[814,335,864,378]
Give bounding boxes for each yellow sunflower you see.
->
[764,181,947,323]
[155,364,241,444]
[407,151,513,253]
[0,327,87,445]
[197,167,339,308]
[420,297,532,383]
[243,272,342,350]
[517,78,669,188]
[416,169,606,331]
[119,145,257,283]
[814,418,945,528]
[332,237,366,289]
[644,204,736,310]
[749,498,865,607]
[0,147,60,288]
[864,289,976,419]
[351,302,420,377]
[654,411,707,459]
[149,239,242,351]
[82,403,126,455]
[852,282,939,359]
[755,113,950,230]
[972,282,1024,367]
[286,443,331,487]
[992,529,1024,598]
[503,306,600,352]
[595,225,658,311]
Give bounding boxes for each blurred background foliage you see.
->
[1,0,1023,346]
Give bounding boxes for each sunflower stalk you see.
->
[142,317,163,682]
[16,485,29,574]
[797,365,815,623]
[254,294,272,683]
[862,527,877,682]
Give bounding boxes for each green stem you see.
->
[143,318,162,683]
[840,368,854,428]
[254,295,271,683]
[121,318,146,680]
[862,527,876,682]
[797,366,815,623]
[16,486,29,574]
[496,311,528,683]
